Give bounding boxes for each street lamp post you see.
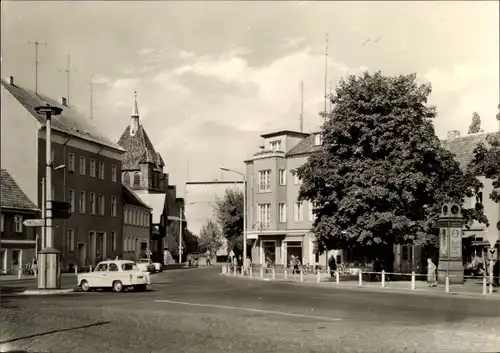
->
[35,104,63,290]
[179,202,196,263]
[220,167,247,270]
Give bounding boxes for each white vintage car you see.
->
[78,260,150,293]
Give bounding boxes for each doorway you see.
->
[261,240,276,264]
[286,241,303,265]
[11,249,21,273]
[77,243,86,267]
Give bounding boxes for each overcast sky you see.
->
[1,1,499,196]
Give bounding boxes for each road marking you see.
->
[154,299,342,322]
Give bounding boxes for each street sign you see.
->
[23,219,45,227]
[52,201,72,219]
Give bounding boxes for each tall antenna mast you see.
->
[329,80,333,113]
[299,80,304,132]
[324,33,329,117]
[62,55,76,104]
[28,40,47,94]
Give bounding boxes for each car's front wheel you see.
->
[112,280,123,293]
[81,280,90,292]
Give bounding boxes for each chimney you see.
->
[447,130,460,140]
[9,76,14,85]
[61,97,67,106]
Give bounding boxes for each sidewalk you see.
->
[0,273,76,281]
[223,271,500,300]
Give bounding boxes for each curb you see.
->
[20,288,75,296]
[221,274,500,301]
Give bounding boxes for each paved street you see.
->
[1,267,500,353]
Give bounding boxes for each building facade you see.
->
[0,169,41,274]
[122,185,152,261]
[117,93,184,263]
[245,129,500,272]
[1,76,126,269]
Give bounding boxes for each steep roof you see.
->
[286,133,323,157]
[122,185,152,210]
[1,78,125,152]
[261,130,309,139]
[441,132,499,170]
[118,125,165,170]
[1,169,39,211]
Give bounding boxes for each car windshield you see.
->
[121,263,139,271]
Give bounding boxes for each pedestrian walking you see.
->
[328,254,337,277]
[373,258,383,282]
[427,258,437,287]
[32,257,38,277]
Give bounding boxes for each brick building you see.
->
[0,169,40,274]
[1,76,126,269]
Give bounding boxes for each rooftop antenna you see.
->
[28,40,47,94]
[62,55,76,104]
[299,80,304,132]
[324,33,329,120]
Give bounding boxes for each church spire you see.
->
[130,90,140,136]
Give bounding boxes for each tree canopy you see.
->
[183,228,199,255]
[198,220,224,256]
[214,187,244,256]
[296,71,484,251]
[468,132,500,230]
[468,112,482,134]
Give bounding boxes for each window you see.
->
[1,214,4,232]
[111,196,117,217]
[67,229,75,251]
[111,232,117,251]
[124,209,128,224]
[270,140,282,152]
[90,193,96,214]
[123,172,130,185]
[79,191,86,213]
[293,172,301,185]
[109,263,119,272]
[134,172,141,186]
[124,237,128,252]
[95,263,108,272]
[128,209,132,225]
[314,133,323,146]
[98,195,105,215]
[132,238,137,252]
[90,159,96,178]
[308,201,315,221]
[278,169,286,185]
[258,203,271,229]
[258,170,271,192]
[99,162,105,179]
[111,165,117,182]
[294,202,303,222]
[68,153,75,172]
[14,215,22,233]
[79,156,86,175]
[68,189,75,213]
[278,203,286,223]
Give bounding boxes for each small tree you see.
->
[214,187,244,256]
[198,220,224,256]
[468,112,483,134]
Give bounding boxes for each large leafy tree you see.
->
[296,71,484,251]
[468,112,482,134]
[214,188,244,256]
[468,132,500,230]
[198,220,224,256]
[183,228,199,254]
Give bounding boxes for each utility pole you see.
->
[28,40,47,94]
[62,55,76,105]
[324,33,329,117]
[299,80,304,133]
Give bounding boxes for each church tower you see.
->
[130,91,140,136]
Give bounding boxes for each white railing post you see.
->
[75,265,78,275]
[445,273,450,293]
[358,270,362,287]
[483,276,487,295]
[335,271,339,284]
[249,266,253,278]
[18,268,22,279]
[90,265,93,272]
[260,266,264,279]
[381,270,385,288]
[317,269,321,283]
[489,275,493,295]
[284,267,288,280]
[272,267,276,280]
[411,271,416,290]
[300,269,304,282]
[233,265,237,276]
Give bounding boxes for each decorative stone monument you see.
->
[437,202,465,284]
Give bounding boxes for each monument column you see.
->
[437,203,465,284]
